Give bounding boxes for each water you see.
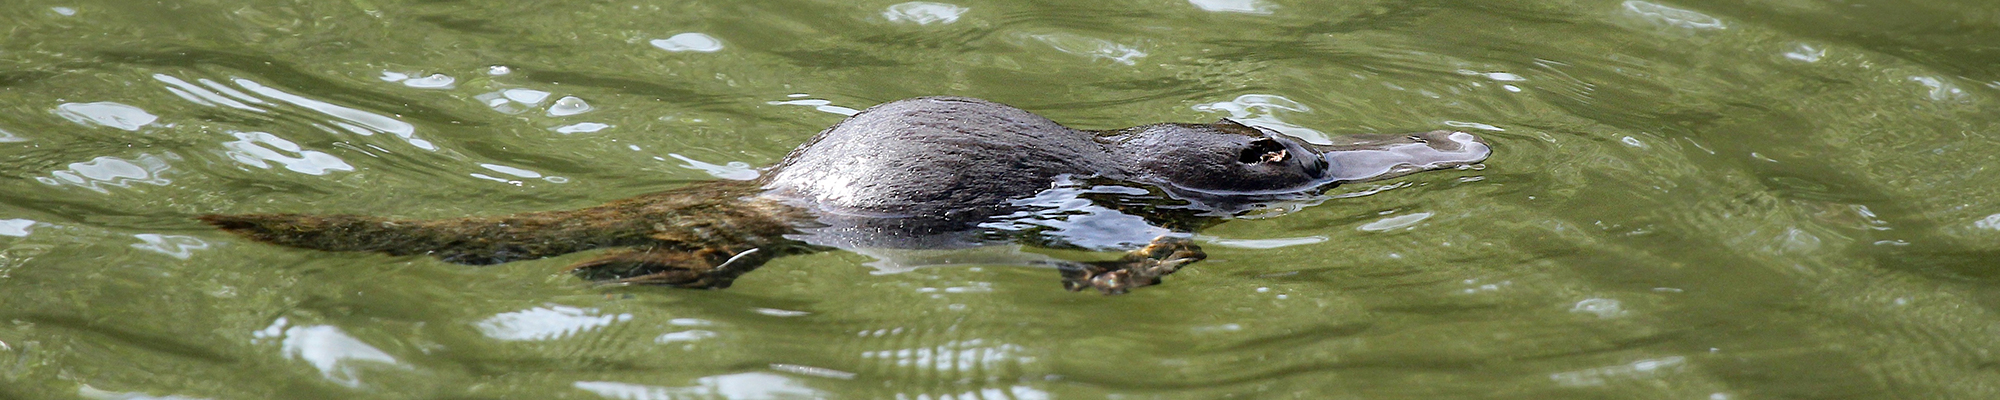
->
[3,0,1999,398]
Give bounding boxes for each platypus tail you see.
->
[197,212,632,265]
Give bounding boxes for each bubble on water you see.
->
[54,102,158,131]
[651,33,724,52]
[884,2,967,25]
[51,7,76,16]
[547,96,592,116]
[0,127,25,143]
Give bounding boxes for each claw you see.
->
[1061,236,1206,295]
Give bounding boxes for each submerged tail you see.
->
[197,211,645,265]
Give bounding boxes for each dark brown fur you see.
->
[201,181,815,288]
[201,96,1486,294]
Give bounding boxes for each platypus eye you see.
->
[1238,138,1289,164]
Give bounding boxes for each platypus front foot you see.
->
[565,247,766,289]
[1061,236,1206,295]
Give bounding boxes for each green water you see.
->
[4,0,2000,398]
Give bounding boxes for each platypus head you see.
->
[1105,119,1490,196]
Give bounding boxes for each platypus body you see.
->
[202,97,1489,293]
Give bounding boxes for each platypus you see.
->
[201,96,1489,294]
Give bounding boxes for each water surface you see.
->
[4,0,2000,398]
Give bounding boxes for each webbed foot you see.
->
[566,247,766,289]
[1061,236,1206,295]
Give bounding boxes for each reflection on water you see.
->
[379,71,456,90]
[4,0,2000,398]
[574,373,822,400]
[882,2,967,25]
[253,318,403,388]
[668,154,759,181]
[0,127,26,143]
[476,304,634,341]
[1621,1,1725,31]
[230,78,433,150]
[1014,32,1146,65]
[650,33,725,53]
[1191,94,1328,143]
[1549,356,1690,388]
[54,102,158,131]
[129,234,209,260]
[0,219,35,237]
[768,96,862,116]
[36,154,175,193]
[1187,0,1275,15]
[221,131,354,175]
[77,385,208,400]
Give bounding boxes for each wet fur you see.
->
[201,181,815,287]
[202,96,1484,293]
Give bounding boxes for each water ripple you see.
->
[54,102,158,131]
[884,2,968,25]
[230,78,433,150]
[0,219,35,237]
[35,153,176,193]
[650,33,725,53]
[252,317,404,388]
[220,131,354,175]
[1015,32,1146,65]
[476,304,635,341]
[1188,0,1275,15]
[573,373,822,400]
